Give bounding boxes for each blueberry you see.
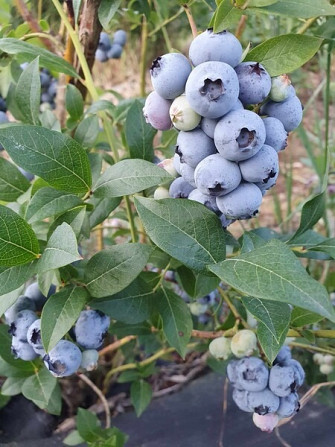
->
[252,412,279,432]
[40,71,51,88]
[260,95,303,132]
[169,177,194,198]
[200,117,218,139]
[189,29,242,68]
[154,186,170,200]
[95,48,109,62]
[9,310,38,342]
[173,153,181,175]
[80,349,99,371]
[185,61,239,119]
[5,296,36,325]
[157,158,178,177]
[269,363,298,397]
[277,392,300,418]
[247,388,280,415]
[175,129,216,169]
[25,282,55,311]
[74,310,110,350]
[283,359,305,388]
[269,74,295,102]
[0,111,9,123]
[235,62,271,105]
[47,80,58,98]
[98,32,112,51]
[169,95,201,131]
[232,388,253,412]
[113,30,127,47]
[227,359,243,389]
[44,340,82,377]
[320,363,334,375]
[180,162,196,188]
[239,144,279,184]
[194,154,241,197]
[209,336,231,360]
[188,188,220,214]
[262,117,288,152]
[107,44,123,59]
[255,170,278,194]
[235,357,269,392]
[18,167,34,182]
[143,91,172,131]
[150,53,192,100]
[198,314,210,324]
[0,96,7,112]
[274,346,292,365]
[41,92,52,103]
[216,182,263,220]
[214,109,266,162]
[27,319,45,356]
[11,337,38,361]
[220,214,235,228]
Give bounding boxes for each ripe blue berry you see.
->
[175,129,216,168]
[216,183,263,220]
[74,310,110,350]
[235,62,271,105]
[44,340,82,377]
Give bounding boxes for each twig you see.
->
[218,287,249,328]
[99,335,136,357]
[235,15,247,40]
[77,373,111,428]
[183,4,198,38]
[289,341,335,356]
[297,17,317,35]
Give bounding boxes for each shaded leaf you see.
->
[290,193,325,242]
[15,57,40,125]
[0,158,30,202]
[130,380,152,417]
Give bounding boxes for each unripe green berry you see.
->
[231,329,257,358]
[189,301,208,316]
[157,158,178,177]
[209,336,231,360]
[154,186,170,200]
[313,353,325,365]
[170,95,201,131]
[320,363,334,375]
[269,74,292,102]
[323,354,335,365]
[80,349,99,371]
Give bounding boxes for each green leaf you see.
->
[26,187,83,223]
[63,430,85,446]
[0,287,23,318]
[94,159,173,198]
[44,383,62,415]
[214,0,243,32]
[74,115,99,147]
[41,286,88,352]
[98,0,122,29]
[1,377,26,396]
[0,158,30,202]
[48,206,86,238]
[76,408,100,442]
[155,286,192,357]
[290,193,326,242]
[248,0,278,5]
[290,307,324,327]
[244,34,322,76]
[73,0,82,24]
[0,205,39,266]
[89,197,121,229]
[242,297,291,363]
[130,380,152,417]
[0,125,92,194]
[125,100,156,161]
[0,325,35,373]
[310,237,335,259]
[256,0,335,18]
[40,109,61,131]
[66,84,84,121]
[176,265,220,299]
[90,274,154,323]
[0,38,78,77]
[208,239,335,322]
[134,197,226,273]
[15,57,40,125]
[86,99,115,116]
[38,223,81,273]
[21,367,58,411]
[0,262,36,295]
[84,244,152,298]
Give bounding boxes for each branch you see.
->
[183,4,198,38]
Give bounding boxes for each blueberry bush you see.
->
[0,0,335,444]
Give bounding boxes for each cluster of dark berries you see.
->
[21,64,58,110]
[6,282,110,377]
[0,98,9,151]
[95,30,127,62]
[144,29,303,227]
[227,345,304,432]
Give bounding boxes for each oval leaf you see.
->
[0,262,37,295]
[41,286,89,352]
[94,159,173,198]
[0,125,92,194]
[0,158,30,202]
[84,244,152,298]
[130,380,152,417]
[209,239,335,322]
[256,0,335,18]
[134,197,226,273]
[38,223,81,273]
[22,367,57,410]
[15,57,41,125]
[244,34,322,76]
[0,205,39,266]
[289,193,326,242]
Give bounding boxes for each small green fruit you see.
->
[154,186,170,200]
[231,329,257,358]
[170,95,201,131]
[209,336,231,360]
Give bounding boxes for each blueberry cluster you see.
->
[6,282,110,377]
[0,102,9,151]
[144,29,303,226]
[39,68,58,109]
[227,344,304,432]
[95,30,127,62]
[313,353,335,375]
